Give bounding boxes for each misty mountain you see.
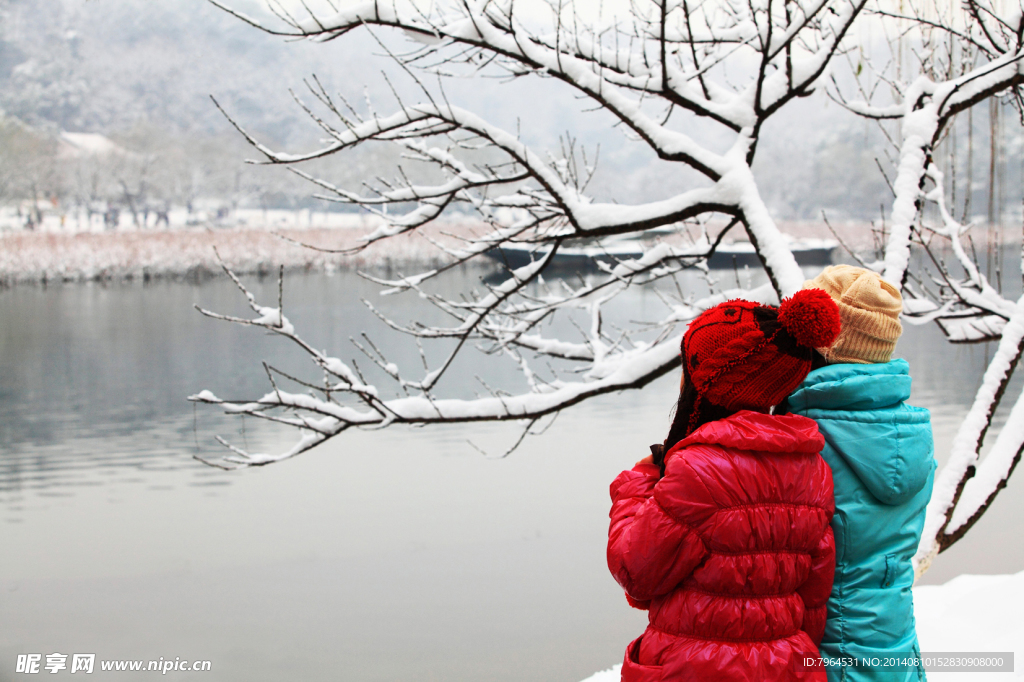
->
[0,0,1017,221]
[0,0,375,144]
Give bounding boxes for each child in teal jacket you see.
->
[785,265,936,682]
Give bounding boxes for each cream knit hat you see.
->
[802,265,903,364]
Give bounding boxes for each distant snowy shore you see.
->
[0,212,888,286]
[582,570,1024,681]
[0,218,477,285]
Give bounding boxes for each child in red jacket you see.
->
[608,290,841,681]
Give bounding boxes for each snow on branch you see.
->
[189,0,1024,589]
[896,157,1016,342]
[190,215,769,468]
[914,294,1024,578]
[189,259,690,467]
[832,0,1024,289]
[194,0,883,467]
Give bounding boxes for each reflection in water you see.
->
[0,265,753,496]
[0,265,1021,681]
[1,265,1018,492]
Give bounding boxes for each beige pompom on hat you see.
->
[802,265,903,364]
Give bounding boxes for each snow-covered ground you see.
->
[0,218,482,284]
[0,206,384,233]
[580,570,1024,681]
[0,209,877,285]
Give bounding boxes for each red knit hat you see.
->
[682,289,841,417]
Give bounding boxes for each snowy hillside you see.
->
[581,570,1024,681]
[0,0,926,220]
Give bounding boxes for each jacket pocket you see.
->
[882,554,896,588]
[621,636,664,682]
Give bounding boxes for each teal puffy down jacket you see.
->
[786,359,935,682]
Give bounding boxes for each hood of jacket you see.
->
[786,359,932,506]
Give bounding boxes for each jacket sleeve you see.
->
[798,524,835,647]
[607,461,708,604]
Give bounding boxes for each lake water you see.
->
[1,265,1022,682]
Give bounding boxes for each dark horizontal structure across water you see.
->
[484,239,836,273]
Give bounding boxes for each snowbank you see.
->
[580,570,1024,681]
[579,664,621,682]
[914,571,1024,680]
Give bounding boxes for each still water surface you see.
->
[1,267,1021,681]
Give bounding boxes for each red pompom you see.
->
[778,288,841,349]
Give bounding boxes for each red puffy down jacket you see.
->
[608,411,835,681]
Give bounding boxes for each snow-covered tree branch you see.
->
[193,0,1024,576]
